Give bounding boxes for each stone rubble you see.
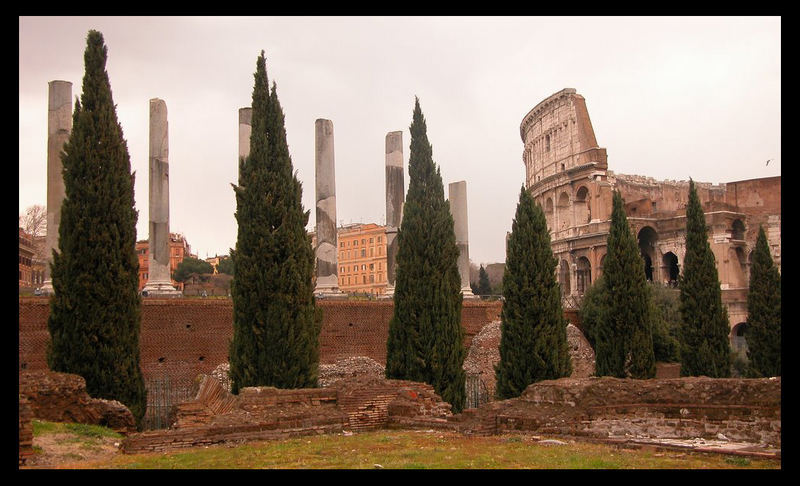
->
[318,356,386,387]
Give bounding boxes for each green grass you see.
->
[31,428,779,470]
[32,420,122,439]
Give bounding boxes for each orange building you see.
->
[136,233,193,291]
[336,223,388,296]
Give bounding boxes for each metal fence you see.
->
[142,376,196,430]
[465,373,489,410]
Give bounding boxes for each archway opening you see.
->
[574,186,590,225]
[731,322,748,356]
[576,257,591,294]
[638,226,658,282]
[731,219,745,241]
[557,192,570,232]
[544,197,554,232]
[662,252,679,286]
[559,259,571,296]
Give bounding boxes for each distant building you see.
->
[309,222,389,296]
[337,223,388,296]
[19,228,34,289]
[205,256,221,274]
[136,233,194,291]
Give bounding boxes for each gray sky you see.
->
[19,16,781,264]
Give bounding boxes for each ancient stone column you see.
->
[142,99,181,296]
[40,80,72,295]
[238,107,252,160]
[384,131,404,297]
[449,181,474,297]
[314,119,340,295]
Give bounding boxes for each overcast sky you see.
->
[19,16,780,264]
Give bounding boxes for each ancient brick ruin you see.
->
[19,371,136,434]
[121,374,451,454]
[118,373,780,455]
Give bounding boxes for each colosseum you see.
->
[520,88,781,352]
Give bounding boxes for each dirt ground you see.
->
[22,433,123,469]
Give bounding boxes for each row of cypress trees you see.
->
[44,30,780,430]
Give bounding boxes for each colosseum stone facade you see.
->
[520,88,781,351]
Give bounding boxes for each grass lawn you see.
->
[26,423,781,469]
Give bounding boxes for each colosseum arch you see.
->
[559,259,571,296]
[574,186,591,225]
[731,322,748,357]
[576,256,591,294]
[731,219,746,241]
[637,226,658,282]
[557,192,571,232]
[662,251,680,286]
[729,246,748,287]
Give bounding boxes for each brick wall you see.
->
[19,297,503,385]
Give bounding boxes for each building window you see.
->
[362,264,366,271]
[354,240,358,246]
[362,275,367,284]
[545,134,550,152]
[378,236,382,243]
[369,238,374,244]
[378,247,382,256]
[340,242,344,248]
[370,263,374,270]
[340,266,345,273]
[353,265,357,272]
[369,274,374,283]
[361,249,366,257]
[362,239,366,245]
[370,248,374,257]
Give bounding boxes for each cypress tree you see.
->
[678,179,730,377]
[385,97,465,413]
[596,191,656,378]
[495,187,571,399]
[477,265,491,296]
[229,51,321,393]
[745,226,781,377]
[46,30,147,427]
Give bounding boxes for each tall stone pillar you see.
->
[314,119,340,295]
[40,80,72,295]
[238,107,252,160]
[384,131,404,297]
[142,99,181,297]
[449,180,474,297]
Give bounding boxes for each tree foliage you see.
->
[649,284,681,363]
[495,187,571,399]
[385,98,465,413]
[477,265,491,296]
[46,30,147,427]
[594,191,656,378]
[678,180,730,377]
[745,226,781,377]
[172,256,214,283]
[228,51,321,393]
[216,255,234,276]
